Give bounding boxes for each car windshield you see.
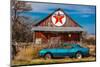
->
[72,44,82,48]
[62,43,73,48]
[62,43,82,48]
[64,45,73,49]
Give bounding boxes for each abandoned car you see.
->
[39,44,89,59]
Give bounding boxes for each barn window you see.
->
[35,38,42,44]
[68,34,71,37]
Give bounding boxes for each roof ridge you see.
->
[34,8,82,27]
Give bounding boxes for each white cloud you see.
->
[30,2,95,14]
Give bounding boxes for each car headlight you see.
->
[39,50,46,53]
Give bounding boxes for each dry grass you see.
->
[32,45,47,58]
[31,57,95,64]
[12,57,96,66]
[12,43,96,66]
[15,45,34,61]
[14,44,47,61]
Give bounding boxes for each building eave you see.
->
[31,27,85,32]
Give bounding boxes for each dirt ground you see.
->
[11,44,96,66]
[12,56,96,66]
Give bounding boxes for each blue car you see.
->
[39,44,89,59]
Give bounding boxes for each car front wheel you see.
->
[75,52,82,59]
[44,53,52,60]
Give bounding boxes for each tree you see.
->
[11,0,33,42]
[11,0,32,20]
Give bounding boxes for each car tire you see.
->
[44,53,52,60]
[75,52,82,59]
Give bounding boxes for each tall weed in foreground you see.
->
[15,44,47,61]
[15,45,34,61]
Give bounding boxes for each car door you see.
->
[56,48,69,57]
[56,46,74,57]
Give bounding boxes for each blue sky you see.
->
[18,2,96,35]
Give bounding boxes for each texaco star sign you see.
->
[51,10,66,26]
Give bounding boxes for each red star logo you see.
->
[53,12,64,24]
